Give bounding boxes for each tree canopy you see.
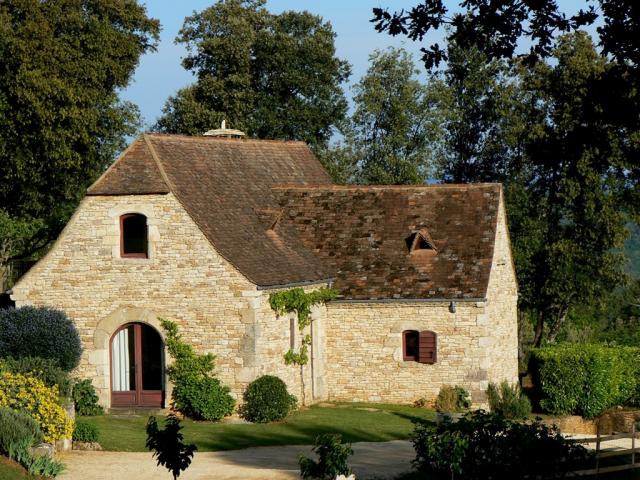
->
[322,48,436,184]
[0,0,159,271]
[156,0,350,150]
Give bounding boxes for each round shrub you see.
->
[435,385,471,413]
[0,356,73,397]
[72,379,104,416]
[0,407,43,455]
[241,375,297,423]
[0,371,74,443]
[0,306,82,371]
[73,420,99,443]
[173,376,236,421]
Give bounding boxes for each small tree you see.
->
[299,433,353,480]
[146,415,196,480]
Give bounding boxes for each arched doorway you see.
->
[110,323,164,407]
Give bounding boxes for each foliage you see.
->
[160,319,235,421]
[156,0,350,150]
[0,306,82,371]
[73,420,99,443]
[299,433,353,480]
[0,407,42,456]
[240,375,297,423]
[146,414,197,480]
[269,287,336,367]
[0,371,74,443]
[412,411,591,479]
[434,385,471,413]
[8,436,65,477]
[0,0,159,265]
[372,1,598,68]
[0,356,72,398]
[530,344,640,417]
[72,380,103,417]
[486,381,531,419]
[325,48,436,184]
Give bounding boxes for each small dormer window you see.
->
[406,229,437,254]
[120,214,148,258]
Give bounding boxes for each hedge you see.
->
[531,344,640,418]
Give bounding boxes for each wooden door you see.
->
[110,323,164,407]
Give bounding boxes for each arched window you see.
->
[120,214,148,258]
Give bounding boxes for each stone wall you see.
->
[323,193,519,406]
[10,193,312,406]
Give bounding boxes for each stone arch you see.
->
[92,306,170,408]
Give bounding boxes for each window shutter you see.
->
[418,331,437,364]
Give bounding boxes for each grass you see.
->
[0,456,30,480]
[84,402,434,452]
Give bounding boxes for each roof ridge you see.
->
[143,134,174,191]
[272,183,502,191]
[144,132,308,145]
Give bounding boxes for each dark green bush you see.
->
[161,319,235,421]
[72,379,104,416]
[0,407,43,455]
[413,411,591,479]
[73,420,99,443]
[0,356,73,397]
[487,381,532,419]
[531,344,640,418]
[0,306,82,371]
[299,434,353,480]
[240,375,297,423]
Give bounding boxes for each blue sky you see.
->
[121,1,594,130]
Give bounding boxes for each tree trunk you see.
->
[546,308,568,344]
[532,311,545,348]
[299,364,306,406]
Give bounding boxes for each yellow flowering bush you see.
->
[0,371,74,443]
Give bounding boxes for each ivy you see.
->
[269,287,337,404]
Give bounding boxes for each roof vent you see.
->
[406,229,437,254]
[203,120,246,138]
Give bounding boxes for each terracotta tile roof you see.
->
[86,134,501,298]
[87,134,333,286]
[88,138,170,195]
[273,184,501,300]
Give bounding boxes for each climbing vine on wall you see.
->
[269,287,337,367]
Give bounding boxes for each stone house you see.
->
[10,133,518,408]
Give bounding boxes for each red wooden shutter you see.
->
[418,331,437,364]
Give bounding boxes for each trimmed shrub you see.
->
[435,385,471,413]
[72,379,104,416]
[0,306,82,371]
[531,344,640,418]
[73,420,99,443]
[299,434,353,480]
[161,319,235,421]
[413,411,591,479]
[487,381,532,419]
[0,356,73,397]
[0,407,43,455]
[240,375,297,423]
[0,371,74,443]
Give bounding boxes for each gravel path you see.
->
[58,440,415,480]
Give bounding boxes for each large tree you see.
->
[156,0,350,150]
[323,48,436,184]
[0,0,159,279]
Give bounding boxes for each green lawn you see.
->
[86,402,434,452]
[0,456,30,480]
